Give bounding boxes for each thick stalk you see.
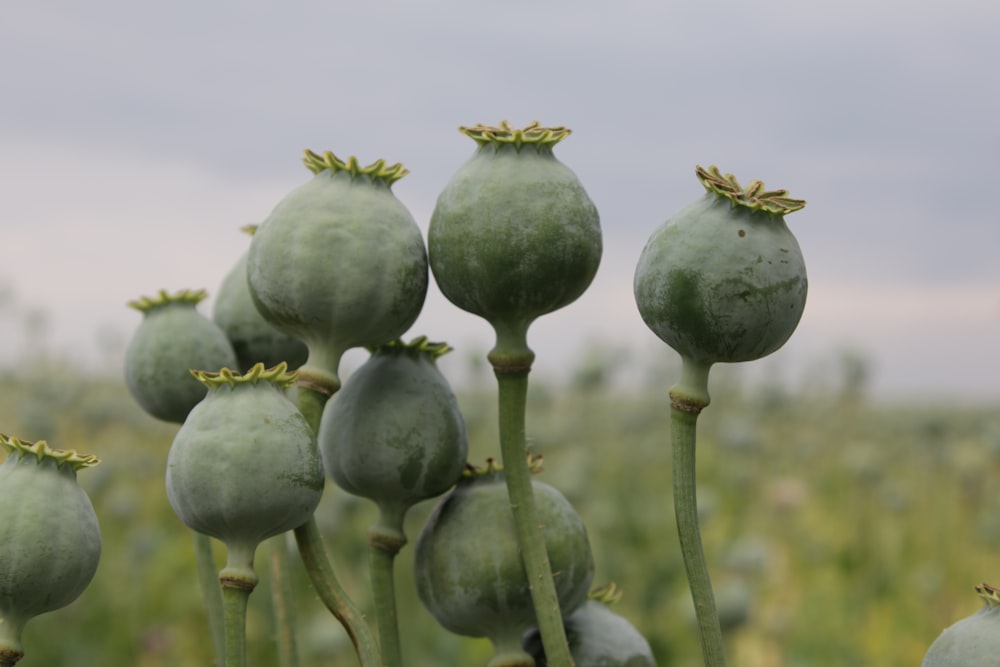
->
[193,531,227,666]
[669,357,726,667]
[294,518,382,667]
[367,545,401,667]
[491,342,574,667]
[221,582,253,667]
[269,534,299,667]
[368,504,407,667]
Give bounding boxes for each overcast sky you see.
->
[2,0,998,401]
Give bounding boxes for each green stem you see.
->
[493,364,574,667]
[367,509,406,667]
[222,582,252,667]
[291,381,383,667]
[294,517,383,667]
[269,534,300,667]
[193,531,227,666]
[295,383,332,434]
[669,357,726,667]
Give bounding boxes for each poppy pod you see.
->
[428,121,602,365]
[634,165,807,366]
[165,363,324,586]
[247,151,428,391]
[125,289,238,423]
[0,435,101,665]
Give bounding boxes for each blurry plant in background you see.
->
[0,330,997,665]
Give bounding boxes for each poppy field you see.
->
[1,348,996,666]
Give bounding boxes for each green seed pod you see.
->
[319,337,467,536]
[922,583,1000,666]
[524,584,658,667]
[247,152,428,390]
[414,460,594,665]
[165,364,324,586]
[634,166,807,365]
[213,225,309,372]
[0,435,101,665]
[125,289,239,423]
[427,121,602,364]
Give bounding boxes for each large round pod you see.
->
[247,152,428,390]
[165,363,324,585]
[414,462,594,666]
[0,435,101,664]
[634,165,807,365]
[428,121,601,362]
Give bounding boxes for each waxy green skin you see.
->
[428,140,602,336]
[213,248,309,372]
[125,298,238,423]
[319,343,467,518]
[634,193,807,364]
[922,601,1000,665]
[524,600,658,667]
[247,168,428,383]
[166,376,324,575]
[0,448,100,658]
[414,471,594,653]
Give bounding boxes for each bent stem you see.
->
[368,506,408,667]
[489,325,574,667]
[193,532,227,666]
[294,518,382,667]
[670,357,726,667]
[293,383,382,667]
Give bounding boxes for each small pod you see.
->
[319,337,467,537]
[634,166,807,365]
[922,583,1000,666]
[165,363,324,586]
[212,225,309,372]
[0,435,101,665]
[524,594,658,667]
[125,289,238,423]
[247,152,428,389]
[428,121,602,361]
[414,460,594,666]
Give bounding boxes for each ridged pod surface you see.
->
[319,337,467,524]
[428,121,601,360]
[634,166,807,365]
[0,435,101,664]
[213,225,309,372]
[125,289,238,423]
[165,364,324,584]
[922,583,1000,666]
[414,462,594,663]
[247,152,428,389]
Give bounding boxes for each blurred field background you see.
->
[2,324,999,667]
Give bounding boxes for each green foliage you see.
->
[0,356,997,666]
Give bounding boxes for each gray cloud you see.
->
[1,0,997,397]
